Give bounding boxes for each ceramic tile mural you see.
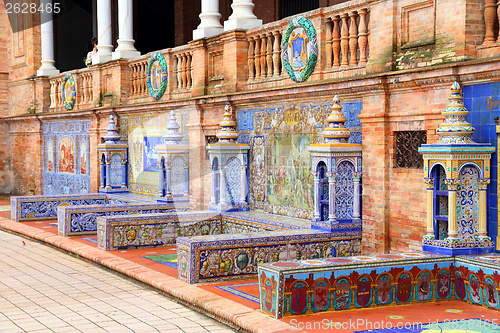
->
[124,113,188,195]
[240,100,362,219]
[42,121,90,195]
[463,82,500,244]
[110,153,122,187]
[335,161,354,220]
[258,253,500,319]
[457,166,479,242]
[226,156,242,205]
[171,156,185,196]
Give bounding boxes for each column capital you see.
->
[423,178,434,189]
[478,178,491,189]
[444,179,459,190]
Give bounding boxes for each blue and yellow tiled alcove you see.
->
[308,95,362,232]
[419,82,495,255]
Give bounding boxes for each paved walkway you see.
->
[0,230,236,333]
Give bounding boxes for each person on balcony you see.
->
[85,37,98,67]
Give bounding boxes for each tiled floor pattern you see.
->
[282,301,500,333]
[0,229,236,333]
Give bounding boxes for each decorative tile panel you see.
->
[457,166,479,242]
[42,120,91,195]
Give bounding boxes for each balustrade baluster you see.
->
[57,78,63,106]
[496,1,500,43]
[267,33,273,78]
[131,64,137,96]
[182,54,187,90]
[88,74,93,102]
[187,53,192,89]
[326,20,333,68]
[332,16,341,68]
[50,80,56,107]
[254,37,261,80]
[272,31,281,77]
[177,55,182,90]
[139,63,145,95]
[484,0,497,45]
[260,35,267,79]
[340,14,349,67]
[349,11,358,66]
[248,37,255,81]
[82,74,88,103]
[358,9,368,65]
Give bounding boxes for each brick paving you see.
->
[0,229,237,333]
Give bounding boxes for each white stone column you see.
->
[158,160,164,197]
[219,168,227,206]
[166,166,172,200]
[210,167,217,205]
[478,179,491,241]
[328,175,336,223]
[112,0,140,60]
[353,176,361,221]
[93,0,113,64]
[240,165,247,204]
[193,0,224,40]
[37,0,59,76]
[224,0,262,31]
[313,177,320,221]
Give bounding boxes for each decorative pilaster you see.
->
[37,0,59,76]
[112,0,140,60]
[97,115,129,193]
[308,95,362,232]
[207,105,249,211]
[93,0,113,64]
[193,0,224,40]
[155,110,189,204]
[419,82,495,254]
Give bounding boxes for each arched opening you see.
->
[160,156,166,197]
[317,161,329,221]
[431,164,448,240]
[100,153,106,188]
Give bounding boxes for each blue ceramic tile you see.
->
[481,83,491,97]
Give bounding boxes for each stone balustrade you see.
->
[37,0,498,114]
[172,46,193,95]
[49,68,94,111]
[129,57,149,98]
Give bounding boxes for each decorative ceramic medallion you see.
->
[62,73,76,110]
[146,52,168,100]
[282,16,318,82]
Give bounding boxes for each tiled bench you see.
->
[58,202,189,237]
[177,229,362,284]
[10,194,141,222]
[97,212,222,251]
[96,211,307,251]
[257,252,500,319]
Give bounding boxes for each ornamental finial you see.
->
[435,82,475,145]
[216,105,239,143]
[323,95,350,144]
